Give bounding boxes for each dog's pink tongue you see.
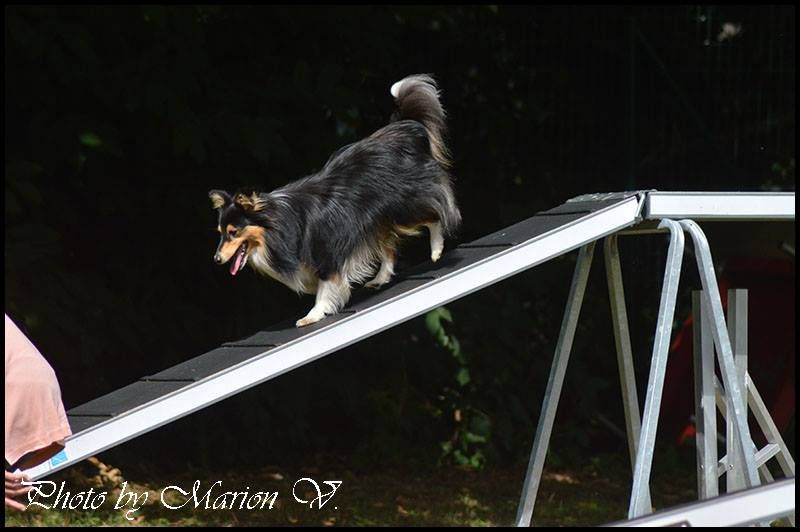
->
[230,252,244,276]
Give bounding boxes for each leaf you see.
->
[469,451,485,468]
[468,410,492,437]
[424,306,452,335]
[449,335,462,359]
[80,131,102,148]
[455,367,471,387]
[463,431,487,444]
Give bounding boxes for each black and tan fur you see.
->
[209,74,461,327]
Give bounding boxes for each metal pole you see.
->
[515,242,596,527]
[745,374,796,478]
[604,235,651,511]
[745,373,796,527]
[678,220,759,489]
[628,219,685,518]
[693,290,718,499]
[725,289,748,492]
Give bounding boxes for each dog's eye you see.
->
[228,229,238,238]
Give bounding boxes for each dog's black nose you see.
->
[214,253,222,264]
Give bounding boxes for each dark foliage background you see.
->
[4,6,794,472]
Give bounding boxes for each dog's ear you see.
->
[234,192,265,212]
[209,190,231,210]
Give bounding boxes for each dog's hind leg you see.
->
[365,238,397,289]
[296,274,351,327]
[426,222,444,262]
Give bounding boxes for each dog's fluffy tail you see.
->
[390,74,451,169]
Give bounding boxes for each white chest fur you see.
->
[249,249,319,295]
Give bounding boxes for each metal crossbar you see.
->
[696,289,796,526]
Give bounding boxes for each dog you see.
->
[208,74,461,327]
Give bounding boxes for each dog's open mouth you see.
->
[230,242,249,276]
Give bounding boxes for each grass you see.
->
[4,448,708,527]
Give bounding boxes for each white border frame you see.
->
[645,191,795,220]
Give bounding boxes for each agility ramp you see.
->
[605,476,795,527]
[23,190,794,526]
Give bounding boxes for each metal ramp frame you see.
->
[605,476,795,527]
[22,190,794,526]
[696,289,796,526]
[23,190,646,479]
[515,191,794,526]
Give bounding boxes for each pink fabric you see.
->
[4,314,72,466]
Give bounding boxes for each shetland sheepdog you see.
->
[208,74,461,327]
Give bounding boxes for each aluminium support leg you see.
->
[745,373,796,526]
[678,220,760,490]
[725,289,749,492]
[515,242,596,527]
[628,219,685,518]
[604,235,652,511]
[692,290,719,499]
[721,289,794,525]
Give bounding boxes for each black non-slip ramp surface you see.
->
[221,312,356,347]
[68,415,113,435]
[62,195,633,428]
[347,278,432,311]
[66,381,193,434]
[142,346,272,381]
[461,213,584,247]
[35,191,645,479]
[69,381,190,417]
[63,204,608,433]
[403,245,514,279]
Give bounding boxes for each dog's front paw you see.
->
[365,279,388,290]
[296,313,324,327]
[431,248,442,262]
[295,310,325,327]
